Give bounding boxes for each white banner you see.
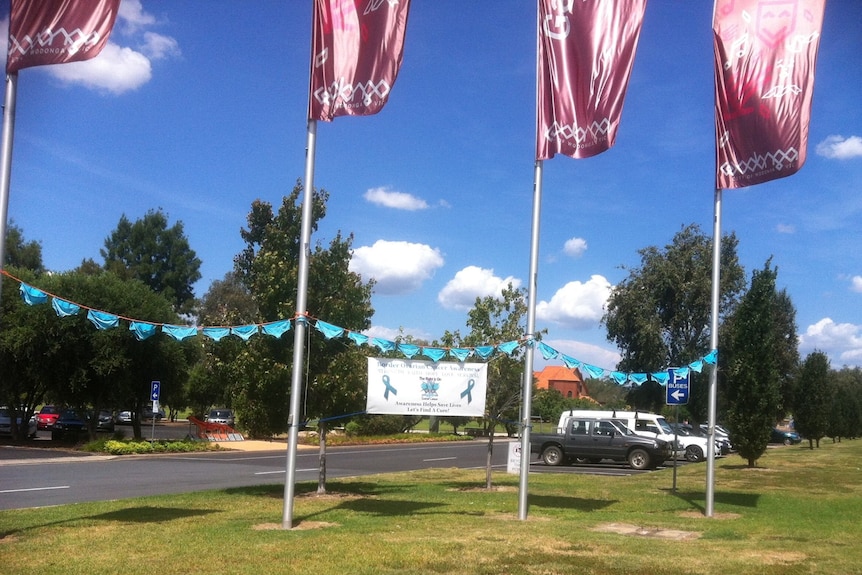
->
[366,358,487,417]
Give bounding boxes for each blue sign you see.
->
[666,369,689,406]
[150,381,161,402]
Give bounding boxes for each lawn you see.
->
[2,438,861,574]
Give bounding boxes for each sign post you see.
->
[666,369,689,491]
[150,381,160,442]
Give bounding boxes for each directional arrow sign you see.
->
[666,369,689,406]
[150,381,161,402]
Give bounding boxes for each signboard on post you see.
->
[150,381,161,402]
[666,369,689,406]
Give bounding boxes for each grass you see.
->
[3,439,862,574]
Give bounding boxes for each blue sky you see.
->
[1,1,861,372]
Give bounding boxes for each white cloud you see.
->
[437,266,521,311]
[47,44,153,94]
[563,237,588,258]
[118,0,158,32]
[816,135,862,160]
[349,240,443,295]
[799,318,862,366]
[536,275,613,330]
[776,223,795,234]
[14,1,181,95]
[364,187,429,211]
[851,276,862,293]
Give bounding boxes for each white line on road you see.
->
[254,468,318,475]
[0,485,70,494]
[423,457,457,462]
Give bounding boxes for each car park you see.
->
[0,406,37,438]
[36,405,61,430]
[671,422,732,455]
[770,428,801,445]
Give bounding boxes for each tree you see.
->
[603,224,745,422]
[4,221,44,273]
[101,209,202,314]
[772,289,800,419]
[442,284,532,489]
[827,368,862,441]
[722,262,782,467]
[793,351,831,448]
[0,268,191,440]
[230,182,373,492]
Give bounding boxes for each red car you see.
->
[36,405,61,430]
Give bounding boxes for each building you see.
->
[533,365,590,400]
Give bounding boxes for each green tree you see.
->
[442,284,532,488]
[723,262,782,467]
[4,221,44,273]
[230,183,373,446]
[188,272,259,419]
[772,290,800,419]
[827,368,862,441]
[793,351,831,448]
[101,209,202,314]
[603,224,745,421]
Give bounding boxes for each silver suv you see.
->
[206,409,235,426]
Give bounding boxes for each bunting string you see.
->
[2,270,717,387]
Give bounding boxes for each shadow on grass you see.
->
[667,489,760,513]
[223,480,414,500]
[528,493,618,513]
[0,506,216,540]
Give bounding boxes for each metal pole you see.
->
[282,119,317,529]
[518,159,543,520]
[705,187,723,517]
[0,73,19,309]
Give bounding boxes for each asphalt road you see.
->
[1,424,674,511]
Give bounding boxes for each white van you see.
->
[557,409,714,462]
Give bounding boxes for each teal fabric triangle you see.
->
[52,298,80,317]
[261,320,291,338]
[202,327,231,341]
[87,309,119,330]
[20,283,48,305]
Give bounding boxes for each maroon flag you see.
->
[536,0,647,160]
[6,0,121,74]
[714,0,825,189]
[309,0,411,121]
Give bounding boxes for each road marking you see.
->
[254,468,317,475]
[423,457,456,462]
[0,485,70,494]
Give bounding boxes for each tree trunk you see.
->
[317,421,327,495]
[485,423,496,489]
[747,457,755,468]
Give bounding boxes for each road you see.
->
[1,424,672,511]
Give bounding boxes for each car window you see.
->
[595,421,616,436]
[570,420,589,435]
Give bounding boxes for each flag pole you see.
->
[705,186,722,517]
[0,73,19,309]
[282,118,317,529]
[518,159,543,520]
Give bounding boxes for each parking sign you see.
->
[666,369,689,405]
[151,381,161,402]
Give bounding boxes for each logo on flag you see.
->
[536,0,647,160]
[309,0,411,121]
[6,0,121,73]
[713,0,826,189]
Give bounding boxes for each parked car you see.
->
[206,408,235,426]
[142,404,166,421]
[0,406,37,438]
[672,422,732,455]
[51,409,115,441]
[770,428,802,445]
[36,405,61,430]
[116,410,133,425]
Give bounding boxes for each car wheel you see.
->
[542,445,564,466]
[627,448,651,470]
[783,437,792,446]
[685,445,704,462]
